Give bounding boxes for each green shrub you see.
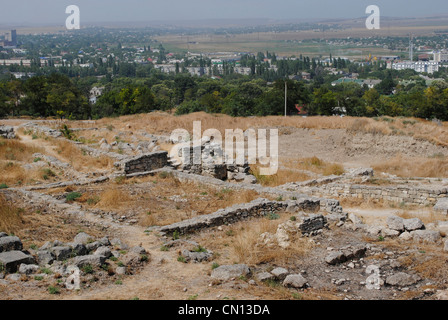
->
[66,192,82,202]
[87,196,100,205]
[48,286,60,294]
[267,212,280,220]
[211,262,220,270]
[192,245,207,253]
[81,264,94,274]
[0,183,8,189]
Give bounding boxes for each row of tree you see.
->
[1,71,448,120]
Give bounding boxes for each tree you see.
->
[362,88,381,116]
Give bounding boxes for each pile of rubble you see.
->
[0,125,16,139]
[0,232,149,287]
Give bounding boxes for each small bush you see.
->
[66,192,82,202]
[34,276,44,281]
[211,262,220,270]
[177,256,186,263]
[40,267,52,275]
[192,245,207,253]
[267,212,280,220]
[158,171,173,179]
[172,230,180,240]
[87,196,100,205]
[60,125,74,140]
[81,264,94,274]
[0,183,8,189]
[48,286,60,295]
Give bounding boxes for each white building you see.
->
[89,87,104,104]
[233,66,251,76]
[434,51,448,63]
[389,60,439,74]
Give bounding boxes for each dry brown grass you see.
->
[72,173,264,227]
[96,186,132,210]
[251,156,345,187]
[0,137,43,162]
[0,194,24,234]
[372,154,448,178]
[396,210,447,228]
[229,217,315,265]
[250,165,310,187]
[26,112,448,151]
[50,138,113,172]
[283,156,345,176]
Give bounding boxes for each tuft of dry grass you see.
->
[230,217,314,265]
[50,138,113,172]
[284,157,345,176]
[396,210,448,227]
[250,165,310,187]
[0,194,24,234]
[96,186,132,209]
[372,154,448,178]
[252,156,345,187]
[0,137,43,162]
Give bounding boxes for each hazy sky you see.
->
[1,0,448,25]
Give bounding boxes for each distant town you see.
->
[1,26,448,120]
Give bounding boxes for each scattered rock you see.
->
[271,267,289,281]
[348,213,363,225]
[181,249,212,263]
[73,232,94,245]
[434,198,448,214]
[403,218,424,232]
[85,241,102,252]
[410,230,441,243]
[382,228,400,238]
[386,272,421,287]
[18,264,39,275]
[256,272,275,282]
[211,264,251,281]
[0,251,36,273]
[110,238,129,250]
[325,251,346,265]
[116,267,127,275]
[37,250,54,266]
[387,216,405,232]
[51,246,72,261]
[130,246,147,255]
[94,246,112,258]
[398,231,412,241]
[0,236,23,253]
[73,255,106,268]
[283,274,308,288]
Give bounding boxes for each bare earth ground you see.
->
[1,114,448,300]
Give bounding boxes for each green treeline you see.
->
[1,69,448,120]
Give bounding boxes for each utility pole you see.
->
[284,80,287,117]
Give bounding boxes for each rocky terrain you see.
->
[1,117,448,300]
